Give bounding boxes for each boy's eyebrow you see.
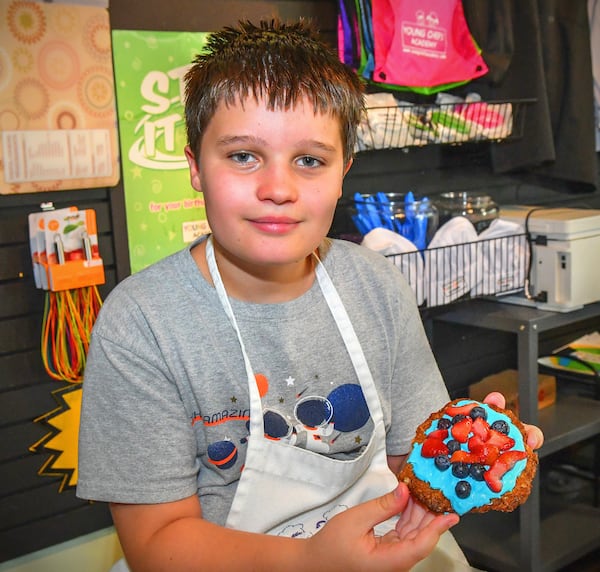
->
[297,139,338,154]
[216,134,337,154]
[216,134,268,147]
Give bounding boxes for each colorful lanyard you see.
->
[41,286,103,383]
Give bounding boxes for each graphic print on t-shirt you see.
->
[199,372,373,471]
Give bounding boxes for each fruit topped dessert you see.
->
[399,399,538,515]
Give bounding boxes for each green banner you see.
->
[112,30,210,273]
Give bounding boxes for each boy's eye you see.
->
[230,152,256,164]
[297,156,322,168]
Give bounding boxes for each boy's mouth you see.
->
[250,216,299,233]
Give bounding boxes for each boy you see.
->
[77,20,543,571]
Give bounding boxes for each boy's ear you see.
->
[184,145,202,192]
[338,159,354,198]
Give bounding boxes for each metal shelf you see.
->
[453,500,600,572]
[436,299,600,337]
[537,396,600,457]
[436,299,600,426]
[434,299,600,572]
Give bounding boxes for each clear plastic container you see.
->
[433,192,499,233]
[333,192,439,249]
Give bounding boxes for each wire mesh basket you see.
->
[355,99,533,152]
[384,233,528,308]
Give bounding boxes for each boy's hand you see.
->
[483,391,544,450]
[306,482,459,572]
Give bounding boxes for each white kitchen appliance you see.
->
[497,205,600,312]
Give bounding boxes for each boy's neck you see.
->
[192,239,317,303]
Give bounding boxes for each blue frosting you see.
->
[408,400,527,515]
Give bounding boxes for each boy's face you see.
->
[185,95,351,270]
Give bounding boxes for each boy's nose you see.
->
[256,163,299,203]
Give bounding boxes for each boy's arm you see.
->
[110,496,308,571]
[110,487,458,572]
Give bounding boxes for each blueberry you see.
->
[434,455,451,471]
[451,414,466,424]
[469,463,486,481]
[452,462,470,479]
[456,480,471,499]
[469,406,487,421]
[437,417,452,430]
[491,420,509,434]
[447,439,461,454]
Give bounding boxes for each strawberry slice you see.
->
[427,428,449,440]
[497,450,527,467]
[445,402,478,417]
[468,434,485,451]
[486,429,515,451]
[479,445,500,466]
[484,463,505,493]
[468,435,499,465]
[451,417,473,443]
[471,417,490,441]
[484,450,527,492]
[421,438,449,458]
[450,450,481,464]
[467,435,485,455]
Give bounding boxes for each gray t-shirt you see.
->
[77,237,449,525]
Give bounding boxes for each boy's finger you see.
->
[524,424,544,449]
[483,391,506,409]
[358,484,459,532]
[400,512,460,563]
[349,483,413,532]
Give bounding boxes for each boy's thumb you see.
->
[360,483,411,530]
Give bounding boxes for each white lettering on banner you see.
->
[140,71,172,114]
[142,114,180,156]
[129,64,190,170]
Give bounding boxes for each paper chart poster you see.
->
[0,0,120,194]
[112,30,210,273]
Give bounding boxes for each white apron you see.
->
[110,238,475,571]
[207,237,475,570]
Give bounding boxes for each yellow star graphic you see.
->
[30,384,83,492]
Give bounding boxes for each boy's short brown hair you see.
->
[184,19,365,163]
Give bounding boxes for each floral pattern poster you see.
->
[0,0,120,194]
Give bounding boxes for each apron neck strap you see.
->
[205,235,384,433]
